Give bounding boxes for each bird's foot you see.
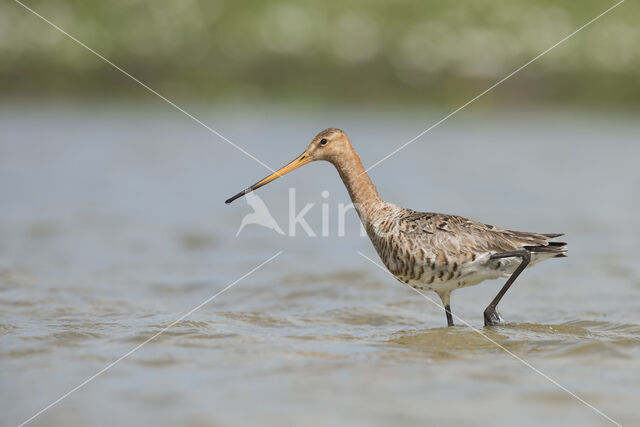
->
[483,308,504,326]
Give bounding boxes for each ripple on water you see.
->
[218,311,298,328]
[0,323,18,335]
[563,319,640,336]
[50,330,105,344]
[150,280,214,294]
[117,317,240,348]
[306,307,414,327]
[2,347,50,358]
[388,320,640,361]
[281,270,369,284]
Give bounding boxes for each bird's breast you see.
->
[369,228,496,289]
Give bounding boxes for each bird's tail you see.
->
[525,234,567,258]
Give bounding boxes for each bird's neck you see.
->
[331,148,383,221]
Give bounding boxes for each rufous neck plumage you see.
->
[329,145,383,220]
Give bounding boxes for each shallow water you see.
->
[1,101,639,426]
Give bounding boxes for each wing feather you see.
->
[396,210,565,257]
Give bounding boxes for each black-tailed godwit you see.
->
[226,128,566,326]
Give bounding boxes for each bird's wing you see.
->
[396,210,565,258]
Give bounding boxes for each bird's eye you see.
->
[320,138,328,145]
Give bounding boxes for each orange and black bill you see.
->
[225,151,311,204]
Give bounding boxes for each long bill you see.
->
[225,151,311,204]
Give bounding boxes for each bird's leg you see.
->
[445,305,454,327]
[484,250,531,326]
[437,291,454,327]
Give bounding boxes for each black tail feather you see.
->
[542,233,564,238]
[524,239,567,258]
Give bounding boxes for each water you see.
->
[1,100,639,426]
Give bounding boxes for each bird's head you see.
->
[225,128,351,204]
[302,128,351,163]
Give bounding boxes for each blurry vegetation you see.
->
[1,0,638,106]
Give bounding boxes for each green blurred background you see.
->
[2,0,638,106]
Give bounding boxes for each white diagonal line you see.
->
[364,0,625,174]
[18,251,283,427]
[356,250,621,427]
[13,0,275,173]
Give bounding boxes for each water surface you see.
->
[1,101,639,426]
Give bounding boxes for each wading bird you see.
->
[226,129,566,326]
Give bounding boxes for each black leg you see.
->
[437,291,454,327]
[445,305,454,327]
[484,250,531,326]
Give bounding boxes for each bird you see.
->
[225,128,566,327]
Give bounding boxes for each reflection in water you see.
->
[1,103,639,426]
